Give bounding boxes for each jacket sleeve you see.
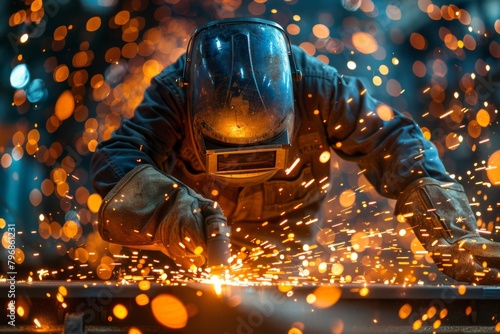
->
[293,46,454,198]
[90,56,187,197]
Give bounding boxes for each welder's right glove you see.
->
[98,164,227,270]
[395,177,500,285]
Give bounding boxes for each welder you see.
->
[90,18,500,284]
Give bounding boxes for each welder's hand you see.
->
[98,164,227,270]
[396,177,500,285]
[158,175,227,269]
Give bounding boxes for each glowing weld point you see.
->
[210,274,223,296]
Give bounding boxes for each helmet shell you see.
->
[186,18,295,148]
[181,18,297,186]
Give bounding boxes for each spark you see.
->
[37,269,49,280]
[439,110,454,119]
[285,158,300,175]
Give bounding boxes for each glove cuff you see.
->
[98,164,166,247]
[395,177,479,245]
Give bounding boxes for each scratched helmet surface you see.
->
[182,18,299,186]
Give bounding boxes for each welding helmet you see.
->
[179,18,302,187]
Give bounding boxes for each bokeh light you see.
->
[10,64,30,89]
[151,294,188,329]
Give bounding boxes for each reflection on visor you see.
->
[217,151,277,172]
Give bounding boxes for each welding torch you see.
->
[205,217,231,275]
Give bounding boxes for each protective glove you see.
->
[98,164,228,270]
[395,177,500,285]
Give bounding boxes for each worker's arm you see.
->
[292,45,500,284]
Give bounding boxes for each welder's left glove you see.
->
[395,177,500,285]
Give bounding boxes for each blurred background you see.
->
[1,0,499,285]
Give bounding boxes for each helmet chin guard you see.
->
[180,18,301,187]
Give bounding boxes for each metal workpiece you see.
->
[2,281,500,333]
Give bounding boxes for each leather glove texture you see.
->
[396,177,500,285]
[98,164,227,269]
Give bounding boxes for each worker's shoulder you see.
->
[291,45,339,78]
[153,54,186,84]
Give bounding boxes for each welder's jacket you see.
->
[90,46,453,250]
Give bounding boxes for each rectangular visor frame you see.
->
[204,130,290,175]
